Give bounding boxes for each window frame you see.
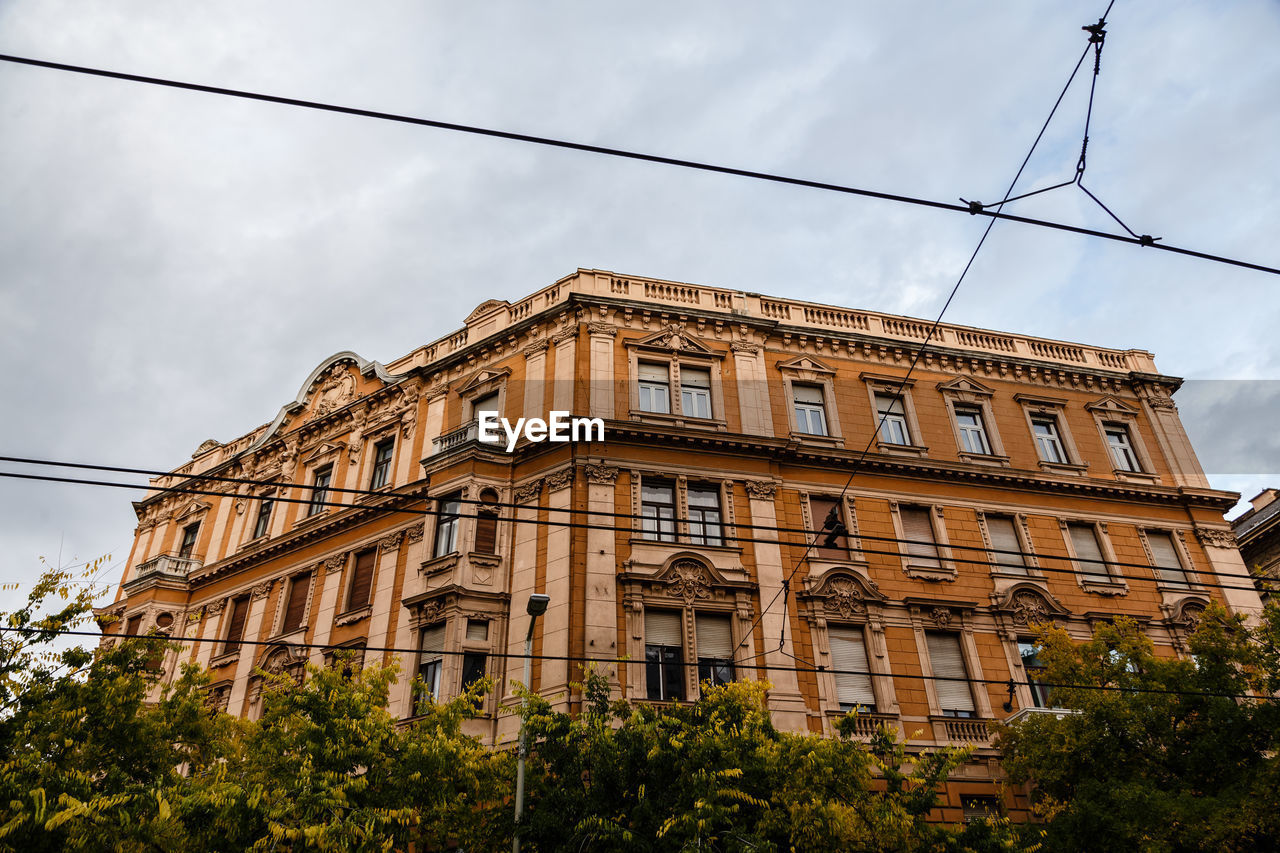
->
[862,373,927,456]
[685,484,724,547]
[790,382,830,437]
[890,502,956,581]
[177,522,201,559]
[432,492,463,558]
[1140,527,1198,589]
[277,570,313,635]
[923,629,979,719]
[976,511,1037,577]
[1061,519,1127,594]
[627,350,726,425]
[640,479,678,543]
[307,465,333,517]
[1016,395,1086,474]
[251,497,274,540]
[369,436,396,490]
[938,378,1008,465]
[1086,396,1158,481]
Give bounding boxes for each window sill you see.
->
[874,441,929,458]
[1112,469,1159,484]
[903,563,958,583]
[209,652,240,669]
[990,567,1038,580]
[1037,460,1088,476]
[335,606,372,626]
[1080,579,1128,596]
[957,451,1010,467]
[628,410,727,431]
[420,552,460,577]
[788,431,844,448]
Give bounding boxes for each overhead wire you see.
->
[0,49,1276,276]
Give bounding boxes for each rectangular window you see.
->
[644,609,686,701]
[252,499,273,540]
[900,507,942,569]
[281,572,312,633]
[810,496,849,560]
[1018,641,1052,708]
[1104,424,1140,472]
[641,480,677,542]
[433,493,461,557]
[926,632,975,717]
[686,486,723,547]
[962,796,1000,823]
[1031,418,1067,464]
[461,651,487,691]
[308,466,333,516]
[222,595,250,656]
[792,384,828,436]
[465,619,490,641]
[417,624,445,705]
[473,392,501,445]
[1068,523,1110,584]
[829,627,877,712]
[985,515,1027,573]
[638,363,671,414]
[695,613,734,690]
[178,523,200,559]
[124,614,144,636]
[370,438,395,489]
[347,549,376,611]
[680,366,712,419]
[875,393,910,445]
[1147,531,1189,586]
[955,407,993,455]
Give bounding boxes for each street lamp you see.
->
[513,593,550,853]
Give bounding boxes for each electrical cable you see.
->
[2,624,1270,703]
[0,467,1266,594]
[0,51,1275,276]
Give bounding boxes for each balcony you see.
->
[837,711,900,740]
[431,420,505,456]
[1003,706,1080,725]
[931,716,993,744]
[128,554,202,586]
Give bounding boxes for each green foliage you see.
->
[995,605,1280,852]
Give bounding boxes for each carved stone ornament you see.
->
[206,684,232,714]
[551,326,578,345]
[419,599,445,625]
[206,599,226,616]
[822,577,868,619]
[406,523,425,544]
[743,480,777,500]
[730,341,761,355]
[583,464,620,485]
[379,531,405,552]
[1146,397,1178,411]
[514,481,543,504]
[310,364,357,418]
[545,468,574,492]
[1176,601,1206,632]
[192,438,222,458]
[251,581,274,600]
[667,560,713,604]
[183,609,204,628]
[1010,590,1051,627]
[930,607,953,628]
[324,554,347,573]
[523,339,550,357]
[400,397,418,439]
[587,321,618,338]
[1194,527,1236,549]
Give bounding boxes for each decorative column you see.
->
[308,554,348,668]
[194,598,226,670]
[732,341,773,437]
[583,464,620,695]
[390,523,427,718]
[422,387,448,459]
[1137,392,1210,488]
[742,479,808,730]
[228,580,274,714]
[498,480,543,744]
[587,323,616,420]
[551,327,578,414]
[522,340,549,421]
[367,531,404,662]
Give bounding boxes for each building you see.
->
[100,268,1262,823]
[1232,488,1280,605]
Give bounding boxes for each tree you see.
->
[995,605,1280,852]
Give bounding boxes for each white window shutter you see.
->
[645,610,683,647]
[695,614,733,659]
[829,627,876,709]
[927,632,975,714]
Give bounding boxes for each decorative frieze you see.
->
[514,481,543,504]
[545,468,575,492]
[379,531,405,552]
[583,464,620,485]
[1194,527,1236,549]
[743,480,777,500]
[251,581,273,600]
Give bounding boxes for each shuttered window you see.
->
[465,619,489,641]
[900,507,941,568]
[222,596,250,655]
[638,363,671,414]
[829,627,876,711]
[695,613,734,689]
[986,516,1026,573]
[811,496,849,559]
[1147,531,1189,585]
[347,550,376,611]
[124,614,143,636]
[927,632,975,717]
[418,624,445,702]
[475,511,498,554]
[645,610,685,701]
[281,572,312,633]
[1068,523,1109,582]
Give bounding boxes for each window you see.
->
[641,480,677,542]
[370,438,395,489]
[680,366,712,419]
[1018,642,1051,708]
[955,407,993,455]
[687,486,723,546]
[346,549,376,611]
[124,614,144,636]
[792,384,828,436]
[461,651,487,692]
[985,515,1027,574]
[638,363,671,414]
[474,490,500,554]
[433,493,462,557]
[810,496,850,560]
[874,393,910,445]
[1104,424,1140,472]
[252,499,273,540]
[308,466,332,516]
[472,391,499,419]
[962,795,1000,823]
[178,523,200,559]
[900,507,942,569]
[645,610,685,701]
[1031,418,1067,464]
[417,624,445,705]
[222,595,250,656]
[695,613,734,690]
[926,632,976,718]
[280,572,312,633]
[1147,531,1189,586]
[829,627,876,712]
[1067,523,1110,584]
[465,619,489,641]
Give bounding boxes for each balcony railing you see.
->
[1004,706,1080,725]
[839,712,899,740]
[431,419,504,455]
[131,554,202,583]
[938,716,992,744]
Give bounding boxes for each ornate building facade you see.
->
[101,268,1262,822]
[1233,487,1280,605]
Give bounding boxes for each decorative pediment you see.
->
[630,324,714,354]
[804,570,885,620]
[258,643,308,681]
[192,438,222,459]
[776,355,835,376]
[465,299,509,323]
[302,441,345,463]
[992,584,1070,627]
[174,500,212,522]
[459,367,512,394]
[1169,596,1210,631]
[624,554,747,605]
[1085,395,1141,416]
[936,376,995,398]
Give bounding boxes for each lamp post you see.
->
[513,593,550,853]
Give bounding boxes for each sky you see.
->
[1,1,1277,608]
